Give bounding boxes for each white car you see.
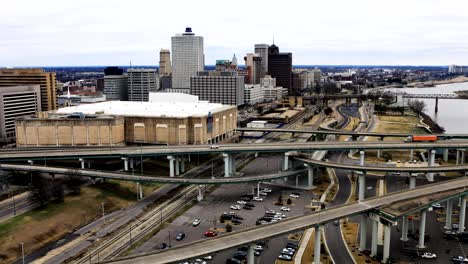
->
[432,203,442,209]
[421,252,437,259]
[253,196,263,201]
[192,218,201,226]
[237,200,246,205]
[262,188,272,193]
[254,245,263,251]
[209,145,219,149]
[290,194,299,198]
[276,213,286,218]
[265,209,275,214]
[259,192,268,196]
[230,205,241,210]
[280,207,290,212]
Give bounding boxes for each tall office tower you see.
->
[254,44,269,75]
[104,67,128,101]
[268,44,293,95]
[190,71,245,106]
[231,54,238,69]
[159,49,172,75]
[0,68,57,111]
[0,85,41,143]
[127,68,158,102]
[171,27,204,90]
[244,53,263,84]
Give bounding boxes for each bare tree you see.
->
[408,99,426,115]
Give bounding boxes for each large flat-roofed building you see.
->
[127,68,158,102]
[16,113,125,147]
[0,85,41,144]
[43,93,237,145]
[0,68,57,111]
[190,71,245,106]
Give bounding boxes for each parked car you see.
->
[259,192,268,196]
[202,256,213,260]
[278,254,292,260]
[253,196,263,202]
[192,218,201,226]
[243,206,253,210]
[175,232,185,241]
[254,251,261,256]
[266,209,276,214]
[451,256,468,263]
[290,194,299,198]
[420,252,437,259]
[210,145,219,149]
[233,251,247,260]
[159,243,168,249]
[237,200,246,205]
[333,220,340,226]
[432,203,443,209]
[280,207,290,211]
[240,197,252,202]
[204,231,217,237]
[231,215,243,220]
[453,224,460,230]
[232,219,242,224]
[245,202,255,207]
[254,245,263,251]
[262,188,272,193]
[230,205,241,210]
[226,258,241,264]
[291,192,301,196]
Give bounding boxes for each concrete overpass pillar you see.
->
[401,217,409,242]
[359,214,368,251]
[79,158,85,169]
[313,225,322,264]
[427,149,436,182]
[136,182,143,200]
[283,152,291,171]
[167,156,175,177]
[461,150,466,165]
[257,182,261,197]
[410,149,414,161]
[175,158,180,176]
[197,185,204,201]
[371,218,378,257]
[306,165,315,189]
[409,175,417,189]
[230,154,236,176]
[358,172,366,201]
[443,149,449,162]
[418,209,427,249]
[459,196,467,233]
[445,199,453,229]
[377,137,383,159]
[456,150,461,165]
[382,225,392,264]
[359,151,365,166]
[222,153,236,177]
[181,157,185,173]
[121,157,129,171]
[247,243,255,264]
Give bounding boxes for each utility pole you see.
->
[101,202,105,222]
[20,242,25,264]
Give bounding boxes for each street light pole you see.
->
[20,242,25,264]
[101,202,105,222]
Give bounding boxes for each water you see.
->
[388,82,468,134]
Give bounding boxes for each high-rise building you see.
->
[292,70,309,92]
[159,49,172,75]
[254,44,269,75]
[104,67,128,101]
[268,44,293,95]
[128,68,158,102]
[0,85,41,143]
[190,71,245,106]
[171,27,204,90]
[244,53,263,84]
[244,84,264,105]
[0,68,57,111]
[231,54,238,70]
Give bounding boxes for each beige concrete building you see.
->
[159,49,172,75]
[24,93,238,146]
[16,113,125,147]
[0,68,58,111]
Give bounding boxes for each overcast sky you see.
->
[2,0,468,66]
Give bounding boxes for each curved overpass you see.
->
[236,127,468,140]
[1,141,468,161]
[297,158,468,173]
[103,178,468,264]
[0,164,304,184]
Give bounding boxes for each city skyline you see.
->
[2,0,468,66]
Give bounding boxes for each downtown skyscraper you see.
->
[171,27,204,91]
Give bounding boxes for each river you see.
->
[387,82,468,134]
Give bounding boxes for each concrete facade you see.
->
[128,69,158,102]
[159,49,172,75]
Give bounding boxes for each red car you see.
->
[204,231,217,237]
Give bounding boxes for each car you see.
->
[245,202,255,207]
[432,203,443,209]
[275,213,286,218]
[230,205,241,210]
[240,197,252,202]
[278,254,292,260]
[259,192,268,196]
[420,252,437,259]
[266,209,276,214]
[333,220,340,226]
[262,188,272,193]
[271,218,279,223]
[194,259,206,264]
[192,218,202,226]
[254,250,261,256]
[209,145,219,149]
[291,191,301,195]
[453,224,460,230]
[451,256,468,263]
[254,245,263,251]
[237,245,249,251]
[253,196,263,201]
[280,207,290,212]
[243,206,253,210]
[175,232,185,241]
[237,200,246,205]
[204,231,217,237]
[233,251,247,260]
[232,219,242,224]
[202,256,213,260]
[290,194,299,198]
[256,241,266,246]
[286,242,299,249]
[231,215,244,220]
[159,243,168,249]
[256,220,268,225]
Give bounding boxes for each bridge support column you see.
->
[370,219,378,257]
[443,149,449,162]
[382,225,392,264]
[167,156,175,177]
[181,157,185,173]
[283,152,291,171]
[427,149,436,182]
[359,151,365,166]
[257,182,261,197]
[305,164,315,189]
[247,243,255,264]
[175,158,180,176]
[79,158,85,169]
[197,185,204,201]
[410,149,414,161]
[222,153,236,177]
[358,172,366,201]
[459,196,467,233]
[313,225,322,264]
[418,209,427,249]
[461,150,466,165]
[445,199,453,229]
[136,182,143,200]
[359,214,368,251]
[435,97,439,113]
[121,157,129,171]
[409,175,417,189]
[401,217,409,242]
[377,137,383,159]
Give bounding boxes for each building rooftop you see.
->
[56,93,235,118]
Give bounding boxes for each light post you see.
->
[20,242,25,264]
[101,202,105,222]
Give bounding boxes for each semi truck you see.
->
[404,135,438,142]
